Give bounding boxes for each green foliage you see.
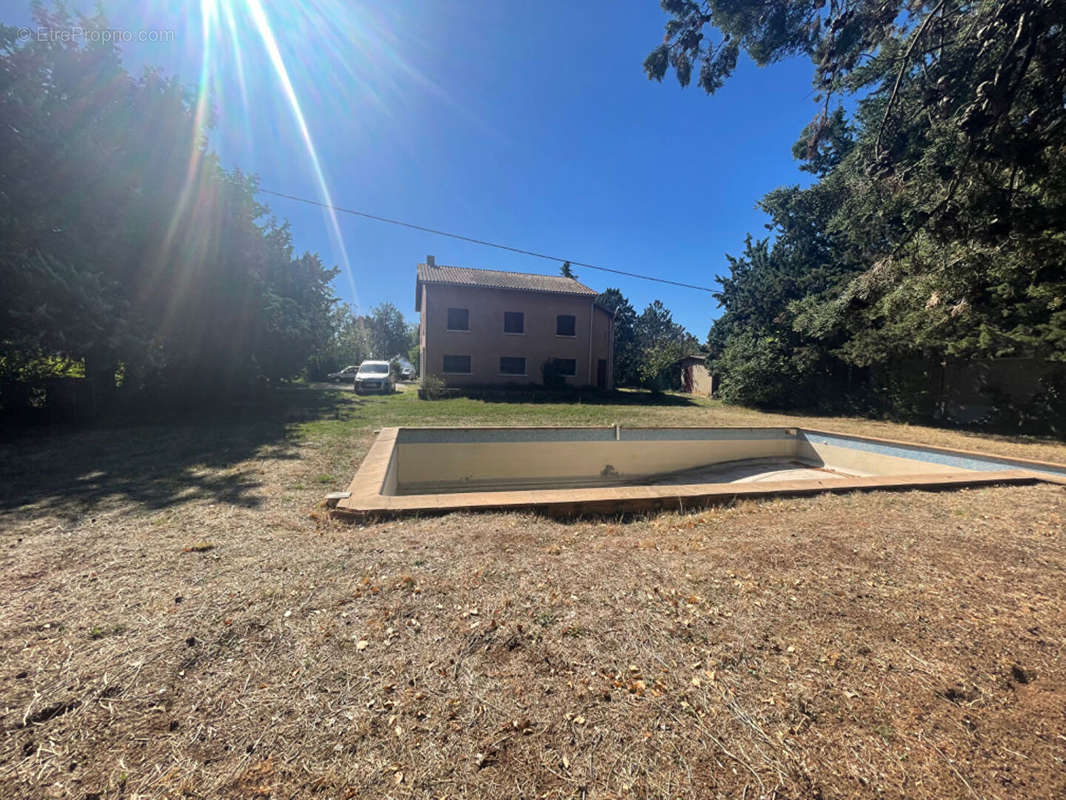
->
[636,339,689,393]
[419,373,447,400]
[306,302,417,381]
[0,353,84,382]
[366,302,415,360]
[869,361,943,423]
[982,369,1066,437]
[634,300,698,391]
[305,304,371,380]
[792,107,854,178]
[597,291,696,389]
[596,289,640,386]
[540,359,567,389]
[560,261,576,279]
[0,4,339,407]
[407,341,421,375]
[1028,373,1066,437]
[715,331,797,408]
[650,0,1066,426]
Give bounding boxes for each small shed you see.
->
[678,354,714,396]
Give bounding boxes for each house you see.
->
[678,353,714,396]
[415,256,614,389]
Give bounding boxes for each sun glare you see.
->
[186,0,370,309]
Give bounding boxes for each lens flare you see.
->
[146,0,221,334]
[134,0,472,313]
[240,0,359,309]
[161,0,216,257]
[217,0,249,119]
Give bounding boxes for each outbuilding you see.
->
[678,354,714,396]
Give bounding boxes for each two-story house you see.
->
[415,257,614,389]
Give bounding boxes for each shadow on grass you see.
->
[0,386,355,520]
[458,389,700,407]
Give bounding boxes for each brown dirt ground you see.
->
[1,389,1065,799]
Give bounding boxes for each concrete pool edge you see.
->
[333,426,1066,519]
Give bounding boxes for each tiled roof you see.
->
[416,263,598,297]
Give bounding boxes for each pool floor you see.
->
[647,460,848,485]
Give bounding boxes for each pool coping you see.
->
[332,426,1066,519]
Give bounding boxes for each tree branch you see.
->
[875,0,948,156]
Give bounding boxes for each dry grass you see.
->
[1,386,1065,799]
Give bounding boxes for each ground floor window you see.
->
[442,354,471,374]
[553,358,577,376]
[499,356,526,375]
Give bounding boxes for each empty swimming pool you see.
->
[331,426,1066,517]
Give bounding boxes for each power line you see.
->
[258,187,717,293]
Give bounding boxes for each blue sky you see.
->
[6,0,819,337]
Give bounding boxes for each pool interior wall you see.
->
[334,426,1066,517]
[390,426,1066,495]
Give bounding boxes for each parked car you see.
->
[327,365,359,382]
[400,366,415,381]
[354,360,395,394]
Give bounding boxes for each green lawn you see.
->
[297,383,1066,467]
[297,385,719,440]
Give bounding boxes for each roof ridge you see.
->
[417,263,598,295]
[420,263,586,281]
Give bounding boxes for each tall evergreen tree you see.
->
[596,288,640,386]
[647,0,1066,411]
[635,301,699,391]
[366,302,414,360]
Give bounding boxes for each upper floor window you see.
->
[503,311,524,334]
[499,356,526,375]
[556,314,576,337]
[446,307,469,331]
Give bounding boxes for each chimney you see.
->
[426,254,435,267]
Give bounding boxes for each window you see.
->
[446,307,469,331]
[556,314,576,336]
[503,311,524,334]
[499,357,526,375]
[553,358,577,377]
[442,355,471,374]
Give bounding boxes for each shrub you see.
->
[983,368,1066,438]
[419,373,447,400]
[715,331,798,408]
[1027,370,1066,437]
[872,360,941,423]
[540,360,566,388]
[636,341,687,393]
